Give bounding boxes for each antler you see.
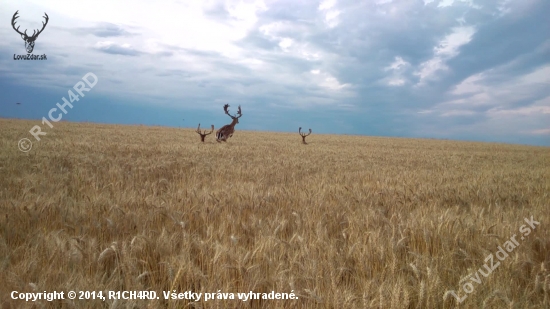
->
[223,104,242,119]
[11,11,49,40]
[33,12,49,39]
[299,127,312,137]
[299,127,312,144]
[196,123,214,142]
[11,11,25,36]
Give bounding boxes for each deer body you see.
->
[216,119,238,142]
[216,104,242,142]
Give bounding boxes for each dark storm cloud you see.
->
[446,0,550,86]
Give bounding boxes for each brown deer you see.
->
[12,11,49,54]
[196,123,214,142]
[216,104,242,142]
[299,127,312,144]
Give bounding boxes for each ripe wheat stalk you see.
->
[1,118,549,308]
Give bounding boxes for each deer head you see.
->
[223,104,242,124]
[12,11,49,54]
[196,123,214,142]
[299,127,312,144]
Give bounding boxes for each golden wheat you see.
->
[1,118,549,308]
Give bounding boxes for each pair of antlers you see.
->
[12,10,49,42]
[299,127,312,144]
[224,104,242,119]
[195,124,214,142]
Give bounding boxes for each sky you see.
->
[1,0,549,146]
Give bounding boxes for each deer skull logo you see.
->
[11,10,49,54]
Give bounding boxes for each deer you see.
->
[216,104,242,142]
[196,123,214,142]
[12,10,49,54]
[299,127,312,144]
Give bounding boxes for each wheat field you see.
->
[0,118,549,309]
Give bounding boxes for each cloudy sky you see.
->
[1,0,549,146]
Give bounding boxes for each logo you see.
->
[12,10,48,60]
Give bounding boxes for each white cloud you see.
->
[301,50,321,61]
[443,93,492,106]
[387,78,406,86]
[384,56,409,71]
[278,38,293,51]
[318,0,336,11]
[497,0,513,16]
[422,0,481,9]
[258,22,322,60]
[383,56,411,86]
[434,26,476,57]
[448,65,550,108]
[322,75,349,90]
[318,0,340,28]
[310,70,350,91]
[527,128,550,135]
[450,72,485,95]
[438,0,455,7]
[517,64,550,84]
[323,10,341,28]
[427,66,550,143]
[415,58,447,83]
[415,26,476,85]
[226,0,268,22]
[19,0,266,57]
[488,106,550,116]
[94,41,140,55]
[441,110,476,116]
[238,57,265,70]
